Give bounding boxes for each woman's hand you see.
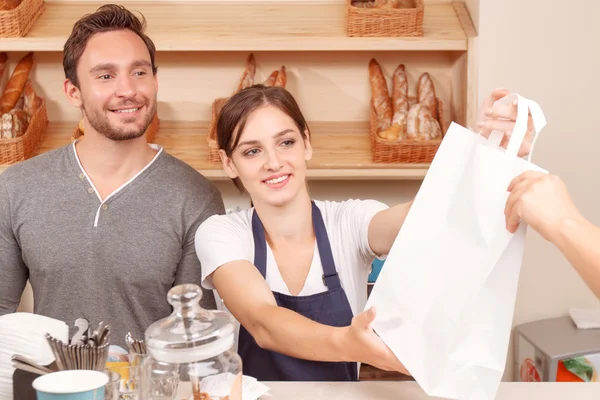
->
[476,88,536,157]
[341,307,410,376]
[505,171,583,243]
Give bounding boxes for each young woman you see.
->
[195,85,530,381]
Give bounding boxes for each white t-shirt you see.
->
[195,199,388,318]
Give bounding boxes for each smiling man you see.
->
[0,4,224,347]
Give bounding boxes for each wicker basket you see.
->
[0,0,45,38]
[370,96,448,164]
[0,97,48,164]
[207,97,229,163]
[345,0,424,37]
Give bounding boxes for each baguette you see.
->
[0,52,34,114]
[417,72,438,122]
[236,53,256,93]
[368,58,393,132]
[274,66,287,88]
[263,70,279,87]
[23,79,39,122]
[0,0,22,10]
[0,52,7,88]
[406,103,441,141]
[391,64,409,126]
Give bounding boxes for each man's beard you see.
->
[82,99,155,142]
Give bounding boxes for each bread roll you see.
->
[368,59,393,132]
[406,103,441,141]
[0,52,34,114]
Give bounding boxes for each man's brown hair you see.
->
[63,4,158,88]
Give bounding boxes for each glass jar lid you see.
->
[145,284,235,364]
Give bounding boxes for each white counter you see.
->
[179,381,600,399]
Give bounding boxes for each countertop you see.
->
[178,381,600,399]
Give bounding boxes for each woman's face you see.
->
[221,104,312,208]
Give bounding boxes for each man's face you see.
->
[67,29,158,141]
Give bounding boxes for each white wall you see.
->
[477,0,600,380]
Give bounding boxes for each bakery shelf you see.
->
[0,121,430,180]
[0,1,471,52]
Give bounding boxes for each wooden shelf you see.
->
[0,121,430,180]
[0,1,471,52]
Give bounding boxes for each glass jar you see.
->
[140,284,242,400]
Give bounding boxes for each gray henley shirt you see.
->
[0,143,225,347]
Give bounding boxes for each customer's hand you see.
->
[343,307,411,376]
[476,88,536,157]
[505,171,583,243]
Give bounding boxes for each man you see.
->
[0,4,225,346]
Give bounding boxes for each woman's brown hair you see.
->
[216,84,310,192]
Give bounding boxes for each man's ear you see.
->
[63,79,83,108]
[303,129,313,161]
[219,150,239,179]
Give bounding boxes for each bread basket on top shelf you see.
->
[0,97,48,164]
[0,0,45,38]
[345,0,424,37]
[370,96,447,164]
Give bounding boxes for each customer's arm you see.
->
[505,171,600,299]
[0,178,29,314]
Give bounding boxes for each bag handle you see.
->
[485,93,547,162]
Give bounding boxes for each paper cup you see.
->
[32,370,108,400]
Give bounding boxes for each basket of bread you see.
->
[0,52,49,165]
[368,58,447,164]
[0,0,45,38]
[207,53,288,163]
[346,0,424,37]
[72,111,160,143]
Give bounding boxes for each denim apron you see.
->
[237,201,358,381]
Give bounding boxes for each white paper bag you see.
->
[366,94,547,400]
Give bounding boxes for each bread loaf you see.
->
[391,64,409,127]
[406,103,441,140]
[23,79,39,122]
[0,0,23,10]
[0,52,7,86]
[0,52,34,114]
[368,59,393,132]
[236,53,256,93]
[1,109,28,139]
[263,70,279,87]
[417,72,438,122]
[274,66,287,88]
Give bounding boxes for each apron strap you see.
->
[251,209,268,278]
[251,201,342,290]
[311,202,341,290]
